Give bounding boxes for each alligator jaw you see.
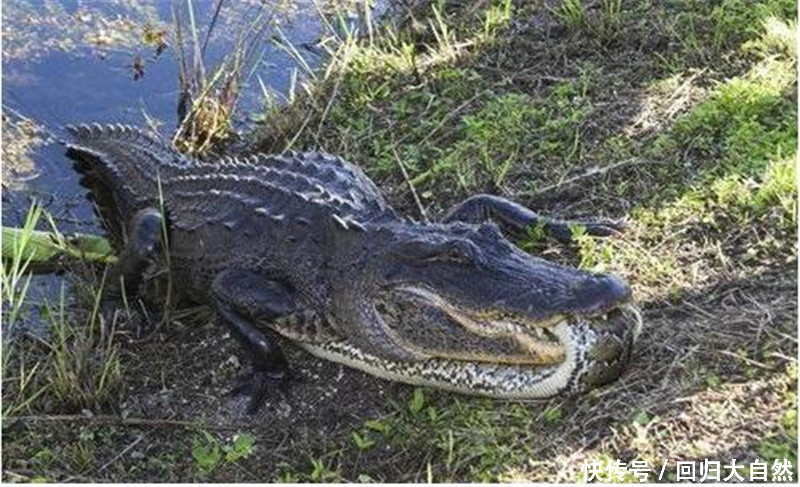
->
[297,321,579,399]
[298,303,643,399]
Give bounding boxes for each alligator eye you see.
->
[445,245,471,263]
[427,242,478,265]
[398,238,480,265]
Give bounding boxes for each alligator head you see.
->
[301,220,642,399]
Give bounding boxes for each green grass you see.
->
[2,204,51,417]
[572,20,797,296]
[2,205,123,415]
[42,280,123,411]
[553,0,585,32]
[412,90,590,190]
[191,431,256,478]
[1,204,42,330]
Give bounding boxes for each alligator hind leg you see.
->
[441,194,624,243]
[211,269,297,413]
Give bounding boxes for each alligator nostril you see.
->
[574,274,632,313]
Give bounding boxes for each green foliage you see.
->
[2,204,123,415]
[708,0,798,50]
[673,57,796,180]
[274,457,342,483]
[191,431,256,477]
[593,0,623,44]
[409,387,426,415]
[759,371,799,468]
[1,227,116,266]
[519,221,549,253]
[483,0,513,40]
[309,458,341,482]
[554,0,585,31]
[351,431,376,450]
[365,418,390,434]
[349,396,550,482]
[191,431,223,476]
[45,281,123,411]
[543,408,562,423]
[1,203,43,328]
[650,0,797,72]
[224,434,256,462]
[274,463,302,483]
[631,411,652,426]
[651,156,797,233]
[744,15,797,58]
[419,89,589,191]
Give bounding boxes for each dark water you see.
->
[1,0,385,320]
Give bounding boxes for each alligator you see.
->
[64,124,642,411]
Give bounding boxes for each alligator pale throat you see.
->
[64,123,641,410]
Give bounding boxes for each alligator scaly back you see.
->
[65,124,399,248]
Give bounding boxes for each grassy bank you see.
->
[3,0,797,482]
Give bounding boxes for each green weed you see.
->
[708,0,797,51]
[309,458,342,482]
[744,15,797,58]
[554,0,585,31]
[671,57,796,182]
[2,204,123,415]
[44,280,123,411]
[408,387,426,415]
[482,0,513,41]
[2,204,48,416]
[573,17,796,297]
[415,89,590,191]
[351,431,376,450]
[191,431,256,477]
[225,434,256,462]
[1,203,42,328]
[191,431,223,476]
[592,0,623,44]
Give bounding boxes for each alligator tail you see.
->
[63,124,185,248]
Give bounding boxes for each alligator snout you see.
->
[566,273,632,316]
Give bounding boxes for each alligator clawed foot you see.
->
[100,298,162,339]
[229,367,296,414]
[580,217,628,237]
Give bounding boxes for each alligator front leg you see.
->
[441,194,624,243]
[211,269,296,413]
